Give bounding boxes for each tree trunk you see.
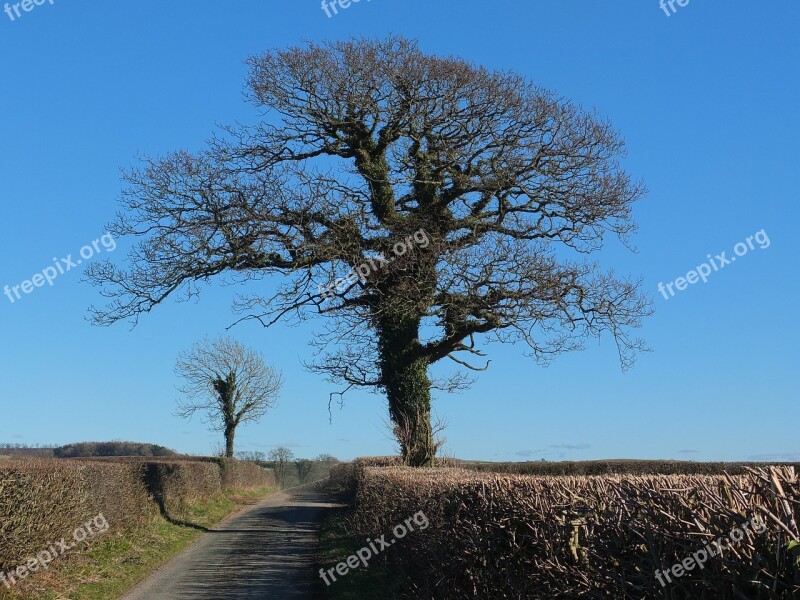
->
[214,373,238,459]
[386,359,434,467]
[377,313,435,467]
[224,424,235,458]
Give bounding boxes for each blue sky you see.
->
[0,1,797,462]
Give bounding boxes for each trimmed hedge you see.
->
[0,458,275,572]
[330,457,793,485]
[141,460,222,518]
[461,459,800,477]
[349,465,800,599]
[218,458,275,489]
[0,460,153,570]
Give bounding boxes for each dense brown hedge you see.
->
[141,460,222,518]
[331,457,795,484]
[0,460,153,570]
[349,466,800,599]
[0,458,275,572]
[461,459,800,477]
[218,458,275,489]
[66,457,275,519]
[329,456,463,492]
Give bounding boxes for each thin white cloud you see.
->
[550,443,591,450]
[747,453,800,462]
[515,443,591,459]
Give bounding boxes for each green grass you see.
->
[227,484,277,501]
[318,507,405,600]
[0,487,277,600]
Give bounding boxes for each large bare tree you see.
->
[175,337,283,457]
[89,37,650,467]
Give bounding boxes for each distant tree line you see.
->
[233,448,340,488]
[0,443,58,449]
[53,442,178,458]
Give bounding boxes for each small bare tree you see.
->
[295,458,314,484]
[268,446,295,487]
[235,450,266,462]
[175,337,282,458]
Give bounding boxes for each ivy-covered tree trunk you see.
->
[378,312,435,467]
[214,374,238,458]
[386,360,434,467]
[224,424,236,459]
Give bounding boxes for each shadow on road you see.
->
[123,486,343,600]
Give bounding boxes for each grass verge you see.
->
[0,486,277,600]
[317,505,406,599]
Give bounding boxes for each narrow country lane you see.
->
[120,485,342,600]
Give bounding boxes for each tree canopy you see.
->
[175,337,283,458]
[89,37,650,466]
